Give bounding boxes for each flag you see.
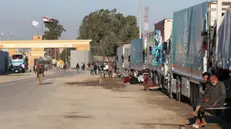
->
[32,20,39,27]
[42,16,53,23]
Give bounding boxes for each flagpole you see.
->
[31,20,34,40]
[41,17,44,37]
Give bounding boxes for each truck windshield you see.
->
[12,55,23,59]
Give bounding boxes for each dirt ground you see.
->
[1,74,230,129]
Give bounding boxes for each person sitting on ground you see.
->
[189,72,211,116]
[129,69,139,84]
[143,73,155,91]
[137,71,144,84]
[192,74,226,128]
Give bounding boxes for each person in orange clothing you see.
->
[143,72,155,91]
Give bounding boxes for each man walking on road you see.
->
[36,62,45,85]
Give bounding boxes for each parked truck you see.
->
[167,1,231,105]
[116,46,124,69]
[123,44,131,70]
[115,0,231,107]
[131,39,144,70]
[149,19,173,90]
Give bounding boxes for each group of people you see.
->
[88,62,115,78]
[189,72,227,128]
[124,68,228,127]
[124,69,155,90]
[75,62,86,72]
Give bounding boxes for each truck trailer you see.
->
[123,44,131,70]
[168,1,231,105]
[150,19,173,90]
[130,39,144,70]
[116,46,124,69]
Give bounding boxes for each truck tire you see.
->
[176,76,181,101]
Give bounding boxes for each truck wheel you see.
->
[176,76,181,101]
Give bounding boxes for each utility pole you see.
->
[144,6,149,61]
[138,0,142,39]
[55,48,57,60]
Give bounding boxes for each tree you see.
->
[43,19,66,40]
[43,18,66,60]
[77,9,139,56]
[59,48,75,63]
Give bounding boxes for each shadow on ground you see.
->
[42,82,53,85]
[65,77,127,91]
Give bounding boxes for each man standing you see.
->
[108,63,113,78]
[76,63,80,72]
[36,62,45,85]
[94,63,98,75]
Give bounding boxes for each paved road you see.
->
[0,70,79,113]
[0,71,229,129]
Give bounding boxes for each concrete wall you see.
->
[70,50,91,68]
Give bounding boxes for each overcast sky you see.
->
[0,0,207,40]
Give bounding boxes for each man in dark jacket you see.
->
[193,75,226,127]
[189,72,211,116]
[36,62,45,85]
[76,63,80,72]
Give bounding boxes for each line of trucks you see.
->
[116,0,231,106]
